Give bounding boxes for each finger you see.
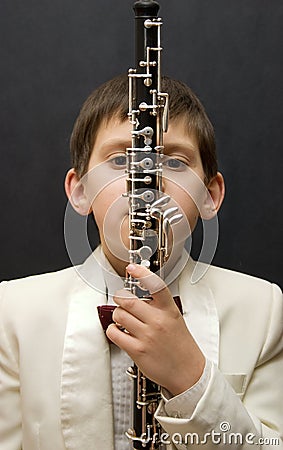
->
[126,263,173,306]
[106,322,138,351]
[113,289,152,323]
[112,306,145,337]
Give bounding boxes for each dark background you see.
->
[0,0,282,288]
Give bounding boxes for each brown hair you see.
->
[70,74,218,182]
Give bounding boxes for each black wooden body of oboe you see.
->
[124,1,176,448]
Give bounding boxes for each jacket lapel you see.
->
[179,259,220,366]
[60,251,114,449]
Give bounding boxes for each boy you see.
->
[0,74,282,450]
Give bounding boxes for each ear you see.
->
[200,172,225,219]
[64,168,91,216]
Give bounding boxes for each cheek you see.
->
[91,180,130,260]
[86,168,126,212]
[166,182,201,230]
[176,194,199,237]
[85,162,127,206]
[163,166,207,227]
[91,181,126,224]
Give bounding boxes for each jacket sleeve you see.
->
[155,283,283,449]
[0,281,22,450]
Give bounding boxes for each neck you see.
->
[101,239,187,281]
[102,243,128,277]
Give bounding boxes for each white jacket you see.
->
[0,251,282,449]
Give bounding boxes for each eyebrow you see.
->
[164,143,198,155]
[100,139,131,152]
[100,140,198,155]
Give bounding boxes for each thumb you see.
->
[126,263,173,306]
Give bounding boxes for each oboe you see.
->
[124,1,181,448]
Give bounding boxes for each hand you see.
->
[106,263,205,396]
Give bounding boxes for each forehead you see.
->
[90,116,199,162]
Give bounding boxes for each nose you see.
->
[160,170,167,194]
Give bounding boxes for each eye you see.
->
[109,154,127,169]
[164,157,187,171]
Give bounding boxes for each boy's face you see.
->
[81,116,220,273]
